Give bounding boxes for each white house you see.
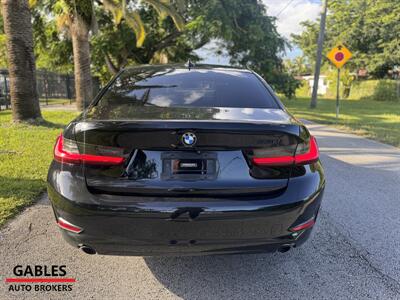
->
[302,75,329,95]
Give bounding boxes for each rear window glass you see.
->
[96,67,279,109]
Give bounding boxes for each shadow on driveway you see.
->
[144,212,398,299]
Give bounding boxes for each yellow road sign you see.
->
[327,44,352,68]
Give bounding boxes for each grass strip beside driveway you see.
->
[283,97,400,147]
[0,110,78,227]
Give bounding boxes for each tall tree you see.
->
[32,10,74,73]
[53,0,185,110]
[54,0,95,110]
[284,56,310,76]
[189,0,300,98]
[310,0,328,108]
[293,0,400,78]
[1,0,41,122]
[98,0,185,74]
[93,0,300,97]
[33,0,299,98]
[291,21,320,67]
[91,1,191,80]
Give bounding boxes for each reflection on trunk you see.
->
[126,150,158,180]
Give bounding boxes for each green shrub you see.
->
[370,80,399,102]
[349,80,379,100]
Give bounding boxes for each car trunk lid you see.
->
[70,106,303,197]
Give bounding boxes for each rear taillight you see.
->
[54,134,125,165]
[294,136,319,165]
[252,136,319,167]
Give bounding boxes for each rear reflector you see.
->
[252,136,319,167]
[289,218,315,232]
[54,134,124,165]
[57,217,83,234]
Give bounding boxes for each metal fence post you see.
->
[44,69,49,105]
[0,73,2,112]
[4,73,9,110]
[66,74,72,104]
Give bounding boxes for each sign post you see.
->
[327,43,352,118]
[336,68,340,118]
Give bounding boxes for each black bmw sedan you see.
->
[47,64,325,256]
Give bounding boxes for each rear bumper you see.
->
[58,227,314,256]
[47,161,325,256]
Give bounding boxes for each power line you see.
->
[275,0,297,18]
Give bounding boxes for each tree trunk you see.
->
[1,0,41,122]
[70,17,92,111]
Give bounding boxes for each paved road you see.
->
[1,124,400,300]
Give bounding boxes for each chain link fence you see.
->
[0,69,100,110]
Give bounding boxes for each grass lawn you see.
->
[282,97,400,148]
[0,110,78,227]
[39,98,73,105]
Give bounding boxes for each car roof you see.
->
[123,63,252,74]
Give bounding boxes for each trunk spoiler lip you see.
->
[74,107,302,125]
[73,120,303,138]
[75,118,299,125]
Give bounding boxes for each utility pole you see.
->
[310,0,328,108]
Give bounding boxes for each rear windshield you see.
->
[96,67,279,109]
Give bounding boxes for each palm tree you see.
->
[100,0,185,68]
[294,56,308,76]
[54,0,96,110]
[102,0,185,47]
[55,0,184,111]
[1,0,42,122]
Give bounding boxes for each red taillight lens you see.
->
[54,134,124,165]
[251,136,319,167]
[57,217,83,234]
[294,136,319,165]
[252,155,294,166]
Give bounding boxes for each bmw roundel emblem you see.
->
[182,132,197,146]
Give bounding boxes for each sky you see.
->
[197,0,322,64]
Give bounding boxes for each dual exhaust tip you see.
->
[79,245,96,255]
[278,243,295,253]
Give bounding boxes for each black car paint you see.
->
[73,108,302,196]
[47,64,325,256]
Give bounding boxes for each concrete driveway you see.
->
[1,124,400,299]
